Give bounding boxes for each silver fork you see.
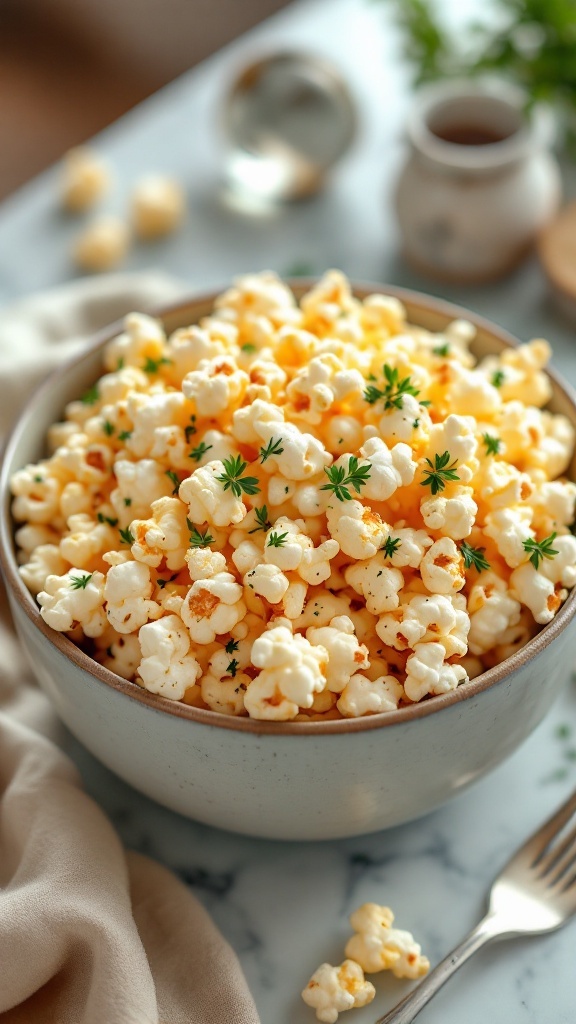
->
[374,788,576,1024]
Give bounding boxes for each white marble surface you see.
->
[1,0,576,1020]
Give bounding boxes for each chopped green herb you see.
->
[186,518,214,548]
[284,260,316,277]
[166,469,180,494]
[421,450,460,495]
[226,659,240,678]
[143,356,171,374]
[249,505,272,533]
[189,441,213,463]
[556,723,572,740]
[491,369,505,388]
[267,530,289,548]
[116,357,125,370]
[363,364,420,409]
[119,527,134,545]
[241,343,257,354]
[216,455,260,498]
[157,573,179,589]
[184,416,197,443]
[97,512,118,527]
[102,419,115,437]
[321,456,371,502]
[33,474,43,483]
[460,541,490,573]
[382,536,401,559]
[523,532,559,570]
[118,430,132,442]
[124,497,132,507]
[225,638,240,655]
[69,572,93,590]
[413,418,420,429]
[482,433,502,456]
[420,399,432,407]
[260,436,284,463]
[81,384,100,405]
[433,343,450,357]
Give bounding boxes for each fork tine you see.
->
[545,827,576,887]
[530,788,576,868]
[537,819,576,879]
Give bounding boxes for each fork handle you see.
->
[373,913,501,1024]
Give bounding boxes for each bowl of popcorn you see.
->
[2,271,576,840]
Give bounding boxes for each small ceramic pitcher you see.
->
[395,80,562,283]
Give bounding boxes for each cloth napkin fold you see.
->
[0,272,261,1024]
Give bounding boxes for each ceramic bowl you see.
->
[2,285,576,841]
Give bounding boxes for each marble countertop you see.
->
[1,0,575,1020]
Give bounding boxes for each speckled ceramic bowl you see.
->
[2,284,576,841]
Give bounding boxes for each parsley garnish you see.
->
[102,419,115,436]
[189,441,212,463]
[433,343,450,357]
[34,474,43,483]
[186,518,214,548]
[143,356,171,374]
[249,505,272,533]
[460,542,491,572]
[225,638,240,655]
[382,536,401,559]
[81,384,99,405]
[185,416,197,443]
[97,512,118,527]
[421,451,460,495]
[413,418,420,429]
[116,357,125,370]
[166,470,180,494]
[118,430,132,442]
[321,456,371,502]
[217,455,260,498]
[260,437,284,463]
[119,527,134,544]
[69,572,93,590]
[241,343,257,353]
[491,369,505,388]
[157,573,178,589]
[482,433,502,456]
[226,659,240,678]
[363,364,420,409]
[523,532,559,569]
[124,497,132,507]
[267,530,289,548]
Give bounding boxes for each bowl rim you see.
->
[2,279,576,736]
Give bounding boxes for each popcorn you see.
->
[131,175,186,239]
[404,642,467,702]
[180,572,246,644]
[337,674,404,716]
[301,961,375,1023]
[73,215,129,272]
[13,269,576,719]
[344,556,404,615]
[244,626,327,720]
[467,572,521,655]
[345,903,430,979]
[420,538,465,595]
[38,569,107,637]
[306,615,369,692]
[179,462,247,528]
[60,147,110,212]
[104,560,160,634]
[138,615,201,700]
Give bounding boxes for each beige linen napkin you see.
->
[0,273,261,1024]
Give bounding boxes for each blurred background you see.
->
[0,0,291,200]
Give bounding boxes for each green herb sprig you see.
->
[523,532,559,569]
[363,364,420,409]
[69,573,93,590]
[189,442,212,463]
[421,451,460,495]
[248,506,272,533]
[217,455,260,498]
[460,542,491,573]
[482,433,502,456]
[321,456,371,502]
[186,519,214,548]
[260,437,284,463]
[382,536,402,559]
[267,531,289,548]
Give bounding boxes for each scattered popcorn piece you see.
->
[420,538,465,595]
[130,497,189,570]
[73,215,129,272]
[179,462,247,528]
[420,487,477,540]
[244,563,290,603]
[345,903,430,979]
[344,555,404,615]
[132,175,186,239]
[104,560,160,634]
[301,960,375,1023]
[245,626,327,720]
[467,572,522,655]
[326,500,389,560]
[181,572,246,643]
[337,674,404,716]
[306,615,369,692]
[60,147,110,212]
